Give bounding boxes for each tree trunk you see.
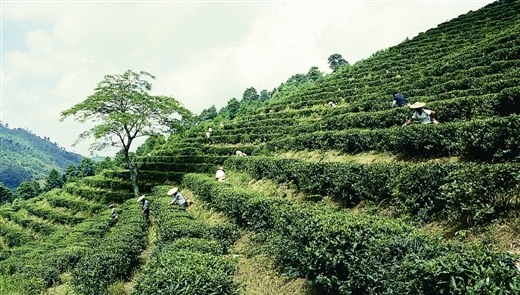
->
[123,148,140,197]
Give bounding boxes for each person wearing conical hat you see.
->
[138,195,150,221]
[167,187,188,209]
[402,102,439,126]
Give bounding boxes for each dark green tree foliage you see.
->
[65,164,78,179]
[60,70,191,197]
[307,66,323,82]
[241,87,260,103]
[0,124,82,191]
[327,53,349,71]
[77,158,95,177]
[219,98,240,120]
[285,73,307,85]
[0,164,32,190]
[16,180,41,200]
[94,157,114,174]
[135,134,166,156]
[198,105,218,122]
[259,89,271,102]
[0,182,13,203]
[45,169,63,191]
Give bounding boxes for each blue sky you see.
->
[1,0,494,156]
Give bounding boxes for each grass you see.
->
[230,233,313,295]
[276,150,397,164]
[276,150,461,164]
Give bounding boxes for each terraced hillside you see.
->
[134,0,520,294]
[1,1,519,294]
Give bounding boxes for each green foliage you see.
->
[392,163,459,222]
[45,190,104,214]
[440,163,520,225]
[328,53,349,71]
[0,274,45,295]
[219,98,240,120]
[224,157,520,227]
[0,164,31,192]
[158,238,224,255]
[44,169,63,191]
[0,222,33,247]
[0,206,57,235]
[185,173,520,294]
[198,105,218,122]
[135,134,166,157]
[15,180,42,200]
[0,183,13,204]
[131,250,238,295]
[71,201,148,295]
[0,124,82,191]
[242,87,260,103]
[60,69,192,197]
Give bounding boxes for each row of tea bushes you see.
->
[0,208,114,292]
[71,200,148,295]
[0,207,57,236]
[22,200,85,226]
[80,175,135,192]
[131,190,240,295]
[205,85,518,148]
[258,1,519,113]
[44,190,104,214]
[0,220,33,247]
[63,181,134,203]
[225,156,520,226]
[264,114,520,162]
[184,173,520,294]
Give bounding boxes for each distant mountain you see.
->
[0,123,83,190]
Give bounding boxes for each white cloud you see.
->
[1,0,494,156]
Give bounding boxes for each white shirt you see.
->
[216,169,226,179]
[412,109,432,124]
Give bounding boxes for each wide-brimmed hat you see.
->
[137,195,146,202]
[409,102,426,109]
[167,187,178,196]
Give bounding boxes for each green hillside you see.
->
[0,1,519,294]
[0,124,83,190]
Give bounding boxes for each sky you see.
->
[1,0,494,157]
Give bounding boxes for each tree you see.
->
[198,105,218,122]
[60,70,191,197]
[135,134,166,156]
[327,53,349,71]
[307,66,324,82]
[259,89,271,102]
[16,180,41,200]
[242,87,259,103]
[45,169,63,191]
[0,182,13,203]
[219,98,240,120]
[77,158,96,177]
[94,156,114,175]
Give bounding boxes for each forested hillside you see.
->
[0,123,83,190]
[0,1,519,294]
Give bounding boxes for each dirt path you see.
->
[122,217,158,294]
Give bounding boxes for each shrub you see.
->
[131,250,238,295]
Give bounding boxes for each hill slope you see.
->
[0,123,83,190]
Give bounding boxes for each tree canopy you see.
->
[60,69,191,197]
[328,53,349,71]
[0,182,13,204]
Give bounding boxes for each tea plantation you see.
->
[1,0,519,294]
